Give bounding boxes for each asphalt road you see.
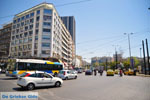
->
[0,72,150,100]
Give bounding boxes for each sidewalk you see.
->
[136,73,150,77]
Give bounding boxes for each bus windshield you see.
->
[7,62,16,71]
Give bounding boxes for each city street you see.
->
[0,72,150,100]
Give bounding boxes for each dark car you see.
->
[77,69,83,73]
[85,70,93,75]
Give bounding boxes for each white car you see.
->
[58,70,77,80]
[17,71,63,90]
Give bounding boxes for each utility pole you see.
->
[142,40,146,75]
[124,33,133,69]
[112,45,118,70]
[106,58,108,71]
[115,50,118,70]
[146,39,150,75]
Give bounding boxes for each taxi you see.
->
[106,69,114,76]
[114,69,119,74]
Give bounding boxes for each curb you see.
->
[136,74,150,77]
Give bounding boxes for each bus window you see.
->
[18,62,26,70]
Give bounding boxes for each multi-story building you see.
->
[10,3,74,66]
[61,16,76,61]
[91,56,112,65]
[0,23,12,61]
[113,54,123,62]
[61,16,76,44]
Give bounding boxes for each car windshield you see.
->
[20,73,28,77]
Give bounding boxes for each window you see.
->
[44,9,52,14]
[18,62,26,70]
[42,43,50,47]
[29,25,33,29]
[17,24,20,28]
[43,15,51,21]
[34,43,38,49]
[35,36,38,41]
[30,18,34,23]
[42,35,50,40]
[36,23,39,28]
[16,35,19,39]
[25,20,29,25]
[37,10,40,15]
[21,22,24,26]
[21,16,25,21]
[29,31,33,36]
[24,38,28,43]
[12,36,15,40]
[28,37,32,42]
[43,28,51,32]
[19,39,23,43]
[35,29,38,35]
[24,32,28,37]
[26,14,29,19]
[43,22,51,26]
[16,29,19,33]
[13,25,16,29]
[17,18,20,22]
[42,50,50,54]
[36,16,40,21]
[25,26,28,31]
[20,34,23,38]
[13,20,16,24]
[30,12,34,17]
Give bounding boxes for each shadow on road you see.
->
[13,86,60,91]
[0,78,17,80]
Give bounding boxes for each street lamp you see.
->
[124,33,133,69]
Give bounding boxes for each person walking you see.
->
[94,69,97,76]
[119,69,123,77]
[99,69,103,76]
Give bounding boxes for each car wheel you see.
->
[74,76,77,79]
[55,81,61,87]
[27,83,35,90]
[65,77,68,80]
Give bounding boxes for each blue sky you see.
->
[0,0,150,62]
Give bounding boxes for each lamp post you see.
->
[124,33,133,69]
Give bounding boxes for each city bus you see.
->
[6,59,64,77]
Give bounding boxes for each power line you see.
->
[55,0,93,7]
[0,0,93,20]
[78,30,148,56]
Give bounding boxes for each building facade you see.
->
[61,16,76,44]
[0,23,12,60]
[10,3,74,65]
[91,56,112,65]
[61,16,76,61]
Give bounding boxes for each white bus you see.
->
[6,59,63,77]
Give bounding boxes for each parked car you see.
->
[17,71,63,90]
[106,69,114,76]
[85,70,93,75]
[58,70,77,80]
[114,69,119,74]
[124,69,134,75]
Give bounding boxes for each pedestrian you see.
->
[94,69,97,76]
[119,69,123,77]
[99,69,103,76]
